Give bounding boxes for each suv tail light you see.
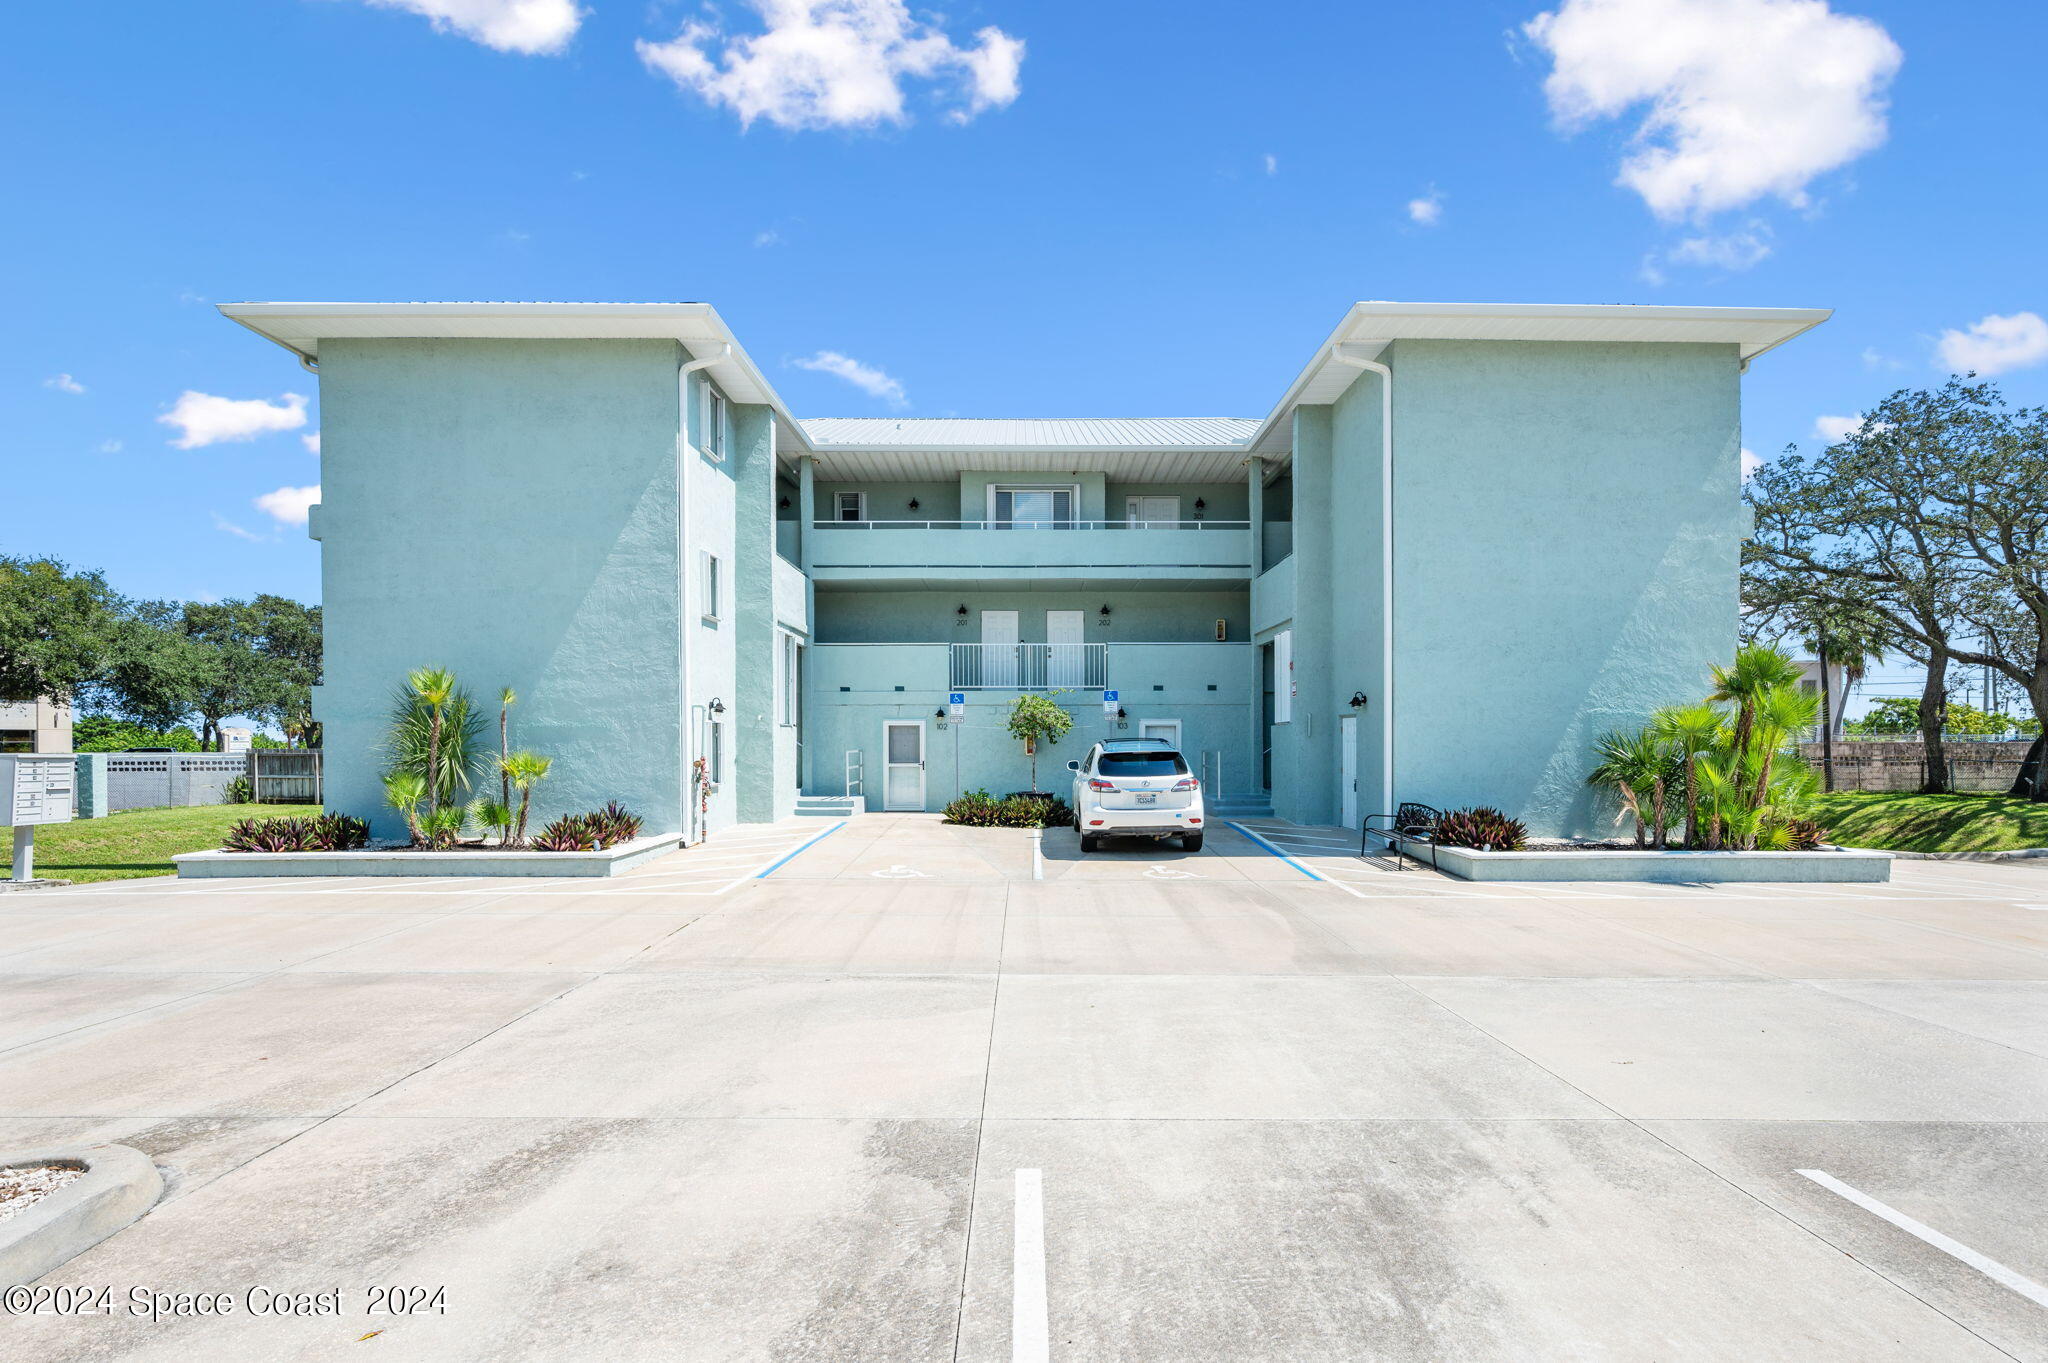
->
[1172,777,1199,791]
[1087,778,1116,791]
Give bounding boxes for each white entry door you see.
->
[883,721,926,811]
[1046,609,1084,686]
[1126,495,1181,527]
[1339,714,1359,828]
[981,610,1019,688]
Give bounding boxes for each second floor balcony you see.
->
[805,518,1254,584]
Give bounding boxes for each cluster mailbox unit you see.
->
[1,754,74,883]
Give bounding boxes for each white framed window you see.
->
[702,382,728,460]
[989,484,1077,529]
[834,491,867,522]
[701,552,722,622]
[780,633,804,727]
[1273,629,1293,724]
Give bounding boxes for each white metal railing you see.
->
[814,519,1248,531]
[950,642,1108,690]
[844,749,864,800]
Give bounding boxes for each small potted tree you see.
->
[1006,693,1073,797]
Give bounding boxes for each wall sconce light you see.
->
[1115,706,1128,729]
[908,498,920,511]
[1098,604,1112,627]
[1193,497,1206,522]
[1348,692,1369,709]
[935,707,948,730]
[956,604,969,625]
[778,495,791,510]
[709,698,727,715]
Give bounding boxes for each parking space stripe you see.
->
[1796,1169,2048,1309]
[754,821,846,879]
[1013,1169,1049,1363]
[1224,821,1369,898]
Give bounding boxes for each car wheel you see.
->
[1181,832,1204,852]
[1079,834,1098,853]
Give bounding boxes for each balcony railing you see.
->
[815,519,1248,531]
[950,642,1109,690]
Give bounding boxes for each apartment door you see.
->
[1125,495,1181,527]
[981,610,1019,687]
[1046,609,1084,686]
[1339,714,1359,828]
[883,720,926,811]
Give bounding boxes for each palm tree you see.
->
[502,751,552,846]
[406,667,457,815]
[1651,703,1723,848]
[1800,609,1888,792]
[383,771,428,847]
[497,686,517,811]
[1587,729,1679,848]
[1747,683,1820,810]
[1708,644,1802,769]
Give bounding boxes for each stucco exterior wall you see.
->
[317,338,688,840]
[1383,338,1744,836]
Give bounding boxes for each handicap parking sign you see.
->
[1102,689,1119,716]
[948,691,965,719]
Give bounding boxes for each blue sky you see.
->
[7,0,2045,685]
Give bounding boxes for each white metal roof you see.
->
[217,300,1829,472]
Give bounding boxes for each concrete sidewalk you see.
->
[3,817,2046,1360]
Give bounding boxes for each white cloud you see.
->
[1407,186,1444,225]
[792,350,908,407]
[255,485,321,526]
[1861,346,1904,371]
[43,373,86,394]
[1935,311,2048,376]
[1741,446,1762,480]
[357,0,581,55]
[637,0,1025,131]
[1523,0,1902,220]
[1664,221,1773,271]
[212,513,267,543]
[158,391,308,450]
[754,228,782,247]
[97,439,123,454]
[1814,414,1866,443]
[1262,153,1279,176]
[303,431,322,455]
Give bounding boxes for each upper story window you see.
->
[702,382,728,460]
[991,485,1075,529]
[834,492,867,522]
[701,551,722,622]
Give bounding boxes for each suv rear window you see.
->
[1098,751,1188,776]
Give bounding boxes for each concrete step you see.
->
[794,795,865,817]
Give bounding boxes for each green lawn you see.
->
[1810,791,2048,854]
[1,804,311,884]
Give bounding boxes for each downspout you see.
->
[1329,344,1395,815]
[677,343,729,845]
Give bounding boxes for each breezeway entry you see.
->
[883,720,927,811]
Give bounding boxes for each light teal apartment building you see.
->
[221,300,1827,842]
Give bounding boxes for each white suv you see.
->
[1067,739,1205,853]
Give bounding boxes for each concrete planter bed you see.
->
[1410,840,1892,883]
[1,1145,163,1286]
[174,831,682,879]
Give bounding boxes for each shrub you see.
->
[220,775,254,805]
[1784,817,1827,851]
[1436,807,1529,851]
[221,814,371,853]
[530,814,599,852]
[943,789,1073,828]
[590,801,643,846]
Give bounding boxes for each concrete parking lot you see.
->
[4,813,2047,1360]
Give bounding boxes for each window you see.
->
[0,730,34,754]
[781,633,803,727]
[1273,630,1293,724]
[1098,751,1189,776]
[701,552,721,621]
[991,485,1076,529]
[834,491,866,522]
[702,383,727,460]
[709,720,724,783]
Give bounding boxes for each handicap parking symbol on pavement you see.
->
[872,865,930,879]
[1144,866,1202,880]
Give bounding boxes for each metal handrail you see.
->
[950,642,1108,691]
[815,517,1245,528]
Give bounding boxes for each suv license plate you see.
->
[1136,793,1157,805]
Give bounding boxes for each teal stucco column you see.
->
[1282,405,1336,825]
[796,456,817,572]
[732,405,779,824]
[1247,456,1265,574]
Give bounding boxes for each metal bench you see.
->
[1361,802,1442,870]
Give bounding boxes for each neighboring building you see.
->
[1793,657,1851,741]
[0,696,72,754]
[220,300,1827,841]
